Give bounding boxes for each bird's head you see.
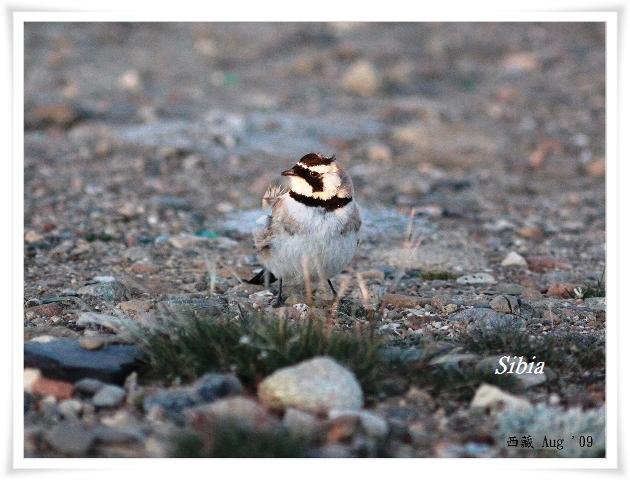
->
[281,153,352,200]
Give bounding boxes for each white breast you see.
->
[263,196,360,285]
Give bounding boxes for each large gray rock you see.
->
[44,422,95,456]
[257,357,363,414]
[24,337,143,384]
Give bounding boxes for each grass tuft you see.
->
[136,307,382,387]
[171,422,307,458]
[582,268,606,299]
[420,270,458,281]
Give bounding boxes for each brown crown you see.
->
[299,153,336,167]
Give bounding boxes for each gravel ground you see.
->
[23,22,605,458]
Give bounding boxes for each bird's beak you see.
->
[281,167,296,177]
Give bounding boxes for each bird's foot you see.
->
[271,295,286,308]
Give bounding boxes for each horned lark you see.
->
[249,153,361,307]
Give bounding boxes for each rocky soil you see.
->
[24,22,605,458]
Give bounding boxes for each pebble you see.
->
[158,296,225,318]
[92,385,127,408]
[24,368,41,393]
[325,415,358,442]
[489,295,520,314]
[450,308,526,337]
[456,273,497,285]
[25,229,44,243]
[521,287,544,301]
[185,396,277,432]
[493,283,524,295]
[118,69,142,91]
[58,399,83,418]
[30,377,74,400]
[584,297,606,312]
[527,256,570,272]
[329,409,389,438]
[150,195,191,211]
[44,422,95,455]
[26,303,63,318]
[470,384,531,412]
[342,60,381,96]
[283,408,320,439]
[366,142,392,162]
[75,378,105,395]
[546,282,578,298]
[117,299,151,316]
[380,293,432,309]
[93,425,143,444]
[77,279,131,302]
[27,103,80,128]
[257,357,363,414]
[501,251,528,267]
[76,312,133,333]
[143,373,242,422]
[130,261,159,274]
[24,337,143,384]
[585,157,605,177]
[502,52,540,73]
[79,335,108,350]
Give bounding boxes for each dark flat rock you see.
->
[24,338,143,384]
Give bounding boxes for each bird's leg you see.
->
[327,279,337,297]
[272,278,285,308]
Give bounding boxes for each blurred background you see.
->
[24,22,605,292]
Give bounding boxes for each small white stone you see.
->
[24,368,41,393]
[456,273,497,285]
[470,383,531,411]
[58,399,83,418]
[501,251,528,267]
[29,335,56,343]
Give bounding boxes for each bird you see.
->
[248,153,361,307]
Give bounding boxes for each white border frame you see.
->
[11,10,618,472]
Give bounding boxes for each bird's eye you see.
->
[309,171,318,177]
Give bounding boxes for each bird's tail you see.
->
[246,268,277,285]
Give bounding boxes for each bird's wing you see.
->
[340,202,362,236]
[253,193,301,258]
[261,184,288,209]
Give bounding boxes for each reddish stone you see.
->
[521,287,544,301]
[546,283,578,298]
[26,303,63,318]
[380,294,432,309]
[326,416,358,443]
[526,256,571,272]
[31,377,74,400]
[130,261,158,274]
[518,226,544,239]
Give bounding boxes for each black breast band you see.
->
[289,190,352,211]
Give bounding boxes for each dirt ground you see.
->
[23,22,606,458]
